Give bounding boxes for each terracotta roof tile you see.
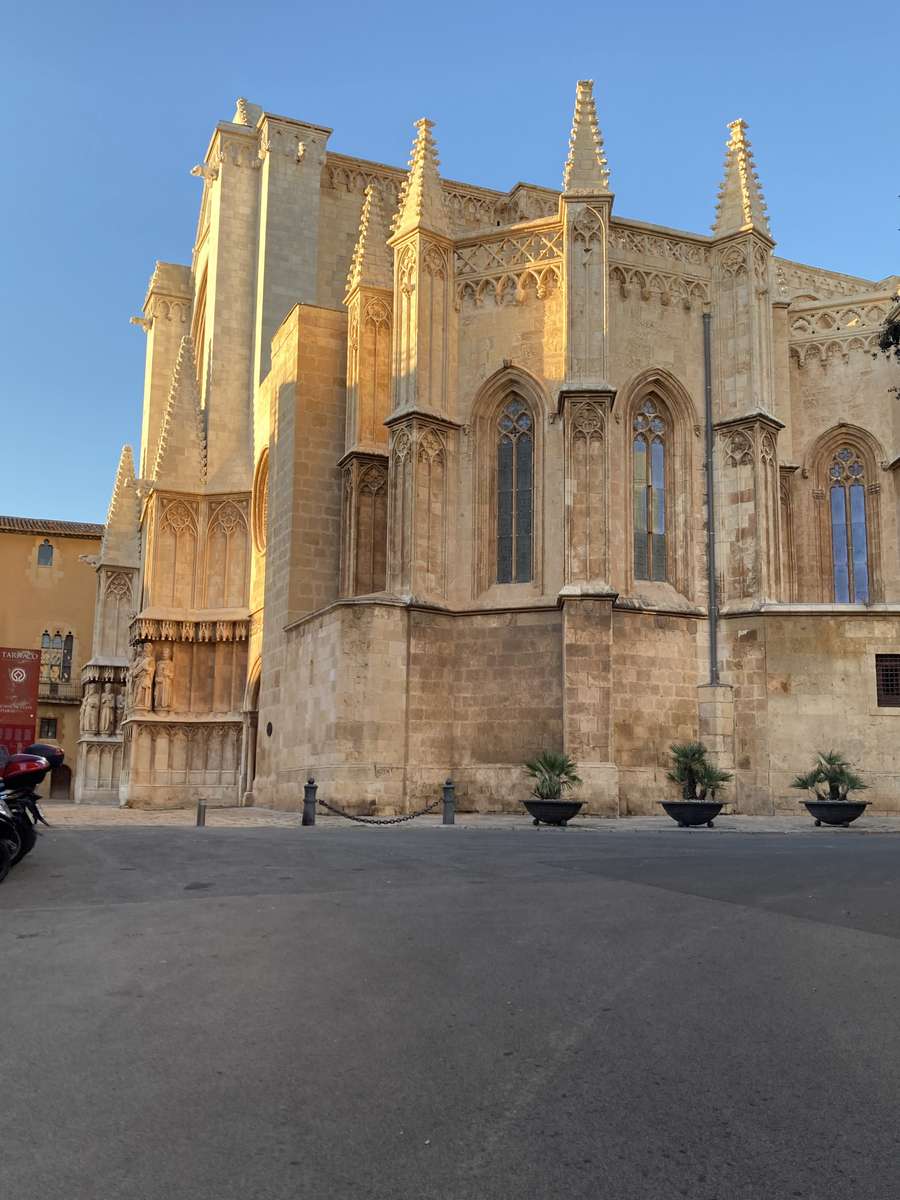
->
[0,515,104,539]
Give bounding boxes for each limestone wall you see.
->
[721,611,900,814]
[611,609,701,815]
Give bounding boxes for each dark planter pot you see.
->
[802,799,870,827]
[523,798,584,826]
[659,799,724,828]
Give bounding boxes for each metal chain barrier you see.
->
[315,795,443,825]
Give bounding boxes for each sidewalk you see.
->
[41,804,900,834]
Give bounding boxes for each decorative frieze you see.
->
[455,224,563,308]
[788,295,892,366]
[775,258,878,301]
[129,616,250,644]
[608,223,711,268]
[609,263,709,309]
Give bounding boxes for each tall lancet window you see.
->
[633,398,667,581]
[497,396,534,583]
[829,447,869,603]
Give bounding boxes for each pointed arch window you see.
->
[633,399,667,581]
[828,447,869,603]
[496,396,534,583]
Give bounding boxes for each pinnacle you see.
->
[713,119,771,239]
[233,97,262,127]
[100,444,140,566]
[392,118,450,239]
[152,335,208,490]
[346,183,393,300]
[562,80,611,195]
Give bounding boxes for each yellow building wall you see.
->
[0,527,101,796]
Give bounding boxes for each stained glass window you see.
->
[633,399,667,582]
[828,448,869,603]
[496,396,534,583]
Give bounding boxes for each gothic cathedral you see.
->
[76,83,900,815]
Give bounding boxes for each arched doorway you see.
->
[239,661,261,806]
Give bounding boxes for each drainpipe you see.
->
[703,311,719,686]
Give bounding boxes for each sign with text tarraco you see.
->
[0,647,40,757]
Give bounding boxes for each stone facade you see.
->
[85,85,900,813]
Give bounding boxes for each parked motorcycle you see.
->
[0,743,59,874]
[0,793,22,883]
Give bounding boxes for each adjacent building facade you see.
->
[0,516,103,796]
[82,83,900,813]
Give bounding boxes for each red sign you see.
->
[0,647,40,756]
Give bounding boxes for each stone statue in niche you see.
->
[99,682,116,736]
[153,646,175,712]
[131,644,156,711]
[80,682,100,734]
[115,686,125,732]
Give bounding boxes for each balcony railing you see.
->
[38,681,82,704]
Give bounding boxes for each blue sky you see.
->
[3,0,896,522]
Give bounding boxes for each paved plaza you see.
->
[4,818,900,1199]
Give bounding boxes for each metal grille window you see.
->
[39,630,73,683]
[829,447,869,603]
[876,655,900,708]
[39,717,57,739]
[496,396,533,584]
[633,399,667,582]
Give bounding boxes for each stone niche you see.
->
[75,663,129,804]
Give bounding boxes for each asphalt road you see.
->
[3,824,900,1200]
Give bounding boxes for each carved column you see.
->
[385,414,457,602]
[711,235,776,423]
[560,387,616,585]
[390,235,456,419]
[562,199,612,388]
[339,454,389,596]
[715,414,783,605]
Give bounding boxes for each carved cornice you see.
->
[788,294,892,366]
[129,616,250,645]
[557,386,617,416]
[610,263,709,309]
[774,258,878,301]
[455,222,562,307]
[608,221,711,269]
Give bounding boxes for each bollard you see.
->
[302,777,317,826]
[196,799,207,827]
[442,778,455,825]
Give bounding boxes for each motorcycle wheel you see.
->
[0,838,13,883]
[11,813,36,864]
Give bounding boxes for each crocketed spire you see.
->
[346,183,393,300]
[713,119,771,238]
[100,445,140,567]
[562,80,611,195]
[391,118,450,239]
[152,335,207,490]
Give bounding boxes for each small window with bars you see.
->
[876,655,900,708]
[39,717,58,739]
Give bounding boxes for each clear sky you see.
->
[3,0,896,523]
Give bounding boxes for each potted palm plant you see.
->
[659,742,733,827]
[791,750,869,826]
[523,751,583,826]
